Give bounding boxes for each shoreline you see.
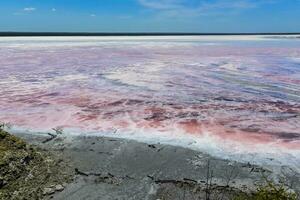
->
[8,126,300,174]
[1,34,300,42]
[10,130,300,199]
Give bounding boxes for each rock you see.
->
[55,184,64,191]
[148,144,156,149]
[43,187,55,195]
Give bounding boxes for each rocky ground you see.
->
[1,128,299,200]
[0,129,73,200]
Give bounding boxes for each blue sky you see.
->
[0,0,300,32]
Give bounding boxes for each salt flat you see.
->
[0,36,300,171]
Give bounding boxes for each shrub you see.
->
[235,181,298,200]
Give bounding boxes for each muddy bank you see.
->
[5,130,297,200]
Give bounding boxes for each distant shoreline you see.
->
[0,32,300,37]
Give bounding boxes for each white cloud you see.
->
[138,0,183,10]
[138,0,279,17]
[23,7,36,12]
[90,14,96,17]
[51,8,57,12]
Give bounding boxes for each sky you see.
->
[0,0,300,33]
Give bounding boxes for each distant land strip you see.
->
[0,32,300,37]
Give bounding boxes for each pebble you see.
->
[43,188,55,195]
[55,184,64,191]
[43,185,64,195]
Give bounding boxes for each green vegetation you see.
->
[0,126,72,199]
[235,181,298,200]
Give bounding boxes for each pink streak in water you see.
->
[0,37,300,159]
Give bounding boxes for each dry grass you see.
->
[0,126,72,199]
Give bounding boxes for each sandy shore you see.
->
[11,131,300,200]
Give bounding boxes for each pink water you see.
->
[0,36,300,166]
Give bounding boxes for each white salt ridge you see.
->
[7,125,300,175]
[1,35,297,48]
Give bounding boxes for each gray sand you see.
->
[14,132,300,200]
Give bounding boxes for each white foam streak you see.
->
[6,125,300,174]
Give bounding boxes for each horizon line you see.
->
[1,31,300,37]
